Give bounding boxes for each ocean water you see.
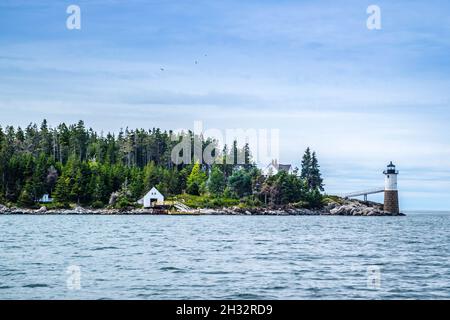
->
[0,213,449,300]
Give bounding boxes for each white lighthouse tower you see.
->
[383,161,400,214]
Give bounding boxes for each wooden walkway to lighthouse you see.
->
[341,188,384,202]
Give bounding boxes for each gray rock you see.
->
[0,204,10,214]
[37,206,47,213]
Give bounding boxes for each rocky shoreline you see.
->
[0,199,404,216]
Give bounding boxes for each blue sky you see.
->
[0,0,449,210]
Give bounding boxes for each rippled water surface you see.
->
[1,213,449,299]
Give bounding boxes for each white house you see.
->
[262,159,293,176]
[138,187,165,208]
[38,194,53,203]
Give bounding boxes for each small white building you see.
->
[38,194,53,203]
[138,187,165,208]
[262,159,293,176]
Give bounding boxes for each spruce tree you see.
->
[301,147,324,191]
[207,166,226,196]
[18,181,35,207]
[228,170,252,198]
[300,147,312,184]
[54,176,71,205]
[186,162,207,195]
[310,152,324,191]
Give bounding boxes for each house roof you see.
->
[146,187,163,197]
[265,163,277,169]
[138,187,164,202]
[263,161,292,175]
[278,164,292,172]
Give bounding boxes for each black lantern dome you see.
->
[383,161,398,174]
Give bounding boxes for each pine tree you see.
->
[18,181,35,207]
[91,175,105,204]
[30,153,48,201]
[39,119,53,156]
[243,143,252,169]
[301,147,312,181]
[228,170,252,198]
[166,168,182,195]
[207,166,226,196]
[186,162,207,195]
[301,147,324,192]
[306,188,323,208]
[54,176,71,205]
[310,152,324,191]
[115,178,133,209]
[143,161,159,191]
[129,167,144,200]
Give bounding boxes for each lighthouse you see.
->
[383,161,400,214]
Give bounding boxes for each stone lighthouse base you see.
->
[384,190,399,214]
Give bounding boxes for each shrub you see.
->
[292,201,310,209]
[322,195,344,205]
[45,202,71,209]
[239,196,262,208]
[116,197,132,209]
[91,200,104,209]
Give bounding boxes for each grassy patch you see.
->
[169,194,240,209]
[322,195,344,205]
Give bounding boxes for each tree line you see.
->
[0,120,324,209]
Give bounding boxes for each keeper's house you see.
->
[262,159,293,176]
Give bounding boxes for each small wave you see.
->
[2,272,26,276]
[203,270,230,275]
[135,293,153,298]
[92,246,119,251]
[26,262,45,266]
[159,266,184,273]
[0,285,13,289]
[264,285,288,290]
[232,293,265,299]
[22,284,49,288]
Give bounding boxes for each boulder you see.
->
[0,204,10,214]
[37,206,47,213]
[108,192,119,206]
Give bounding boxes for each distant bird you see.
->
[195,61,198,65]
[160,68,165,71]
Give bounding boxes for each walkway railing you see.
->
[173,201,193,212]
[340,188,384,201]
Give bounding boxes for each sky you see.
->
[0,0,449,210]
